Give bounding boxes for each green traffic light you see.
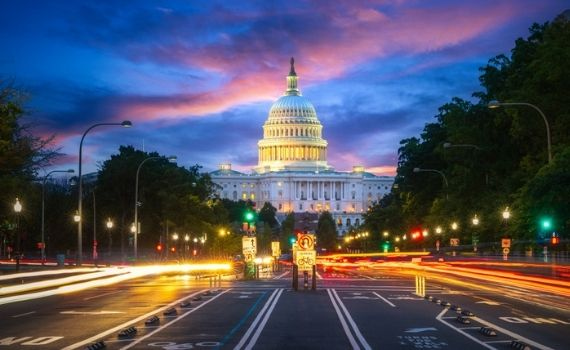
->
[245,212,254,221]
[541,218,552,229]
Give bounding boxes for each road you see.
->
[0,264,568,349]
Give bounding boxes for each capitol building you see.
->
[211,58,393,235]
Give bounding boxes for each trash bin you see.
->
[56,254,65,267]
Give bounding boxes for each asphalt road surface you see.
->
[0,266,568,349]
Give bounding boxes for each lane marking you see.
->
[217,291,269,349]
[327,289,360,350]
[61,310,125,315]
[359,275,375,280]
[272,271,289,280]
[243,289,283,350]
[83,290,123,301]
[121,289,231,350]
[12,311,36,318]
[331,289,372,350]
[234,289,281,350]
[62,289,210,350]
[472,316,555,350]
[372,292,396,307]
[435,308,496,350]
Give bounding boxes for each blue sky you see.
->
[0,0,567,175]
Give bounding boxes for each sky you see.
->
[0,0,567,176]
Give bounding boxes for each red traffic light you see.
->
[551,237,560,245]
[170,247,176,252]
[156,244,163,251]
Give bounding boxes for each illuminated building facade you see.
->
[211,58,393,234]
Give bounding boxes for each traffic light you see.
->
[382,241,390,252]
[156,244,163,252]
[244,211,255,222]
[289,237,296,245]
[540,218,552,230]
[551,236,560,245]
[170,247,176,253]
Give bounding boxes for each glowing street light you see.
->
[472,215,480,226]
[435,226,442,234]
[13,198,22,271]
[451,222,458,231]
[73,211,81,223]
[502,207,511,220]
[383,231,389,237]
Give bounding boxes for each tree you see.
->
[280,212,295,252]
[258,202,278,227]
[0,82,59,255]
[317,211,337,251]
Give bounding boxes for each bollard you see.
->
[311,264,317,290]
[292,264,298,291]
[303,271,309,289]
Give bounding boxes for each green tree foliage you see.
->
[0,82,59,255]
[258,202,278,227]
[280,211,295,252]
[317,211,337,251]
[365,14,570,250]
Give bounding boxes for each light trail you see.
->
[0,263,232,305]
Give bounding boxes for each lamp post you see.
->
[134,155,177,262]
[488,101,552,164]
[42,169,74,263]
[106,218,113,259]
[413,168,449,199]
[77,121,132,266]
[471,214,479,252]
[13,198,22,271]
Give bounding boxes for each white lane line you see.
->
[436,308,496,350]
[62,289,210,350]
[234,289,280,350]
[372,292,396,307]
[83,290,122,301]
[316,272,323,279]
[332,289,372,350]
[12,311,36,318]
[327,289,360,350]
[243,289,283,350]
[121,289,231,350]
[359,275,375,280]
[273,271,289,280]
[472,317,555,350]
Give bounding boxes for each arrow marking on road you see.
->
[405,327,438,333]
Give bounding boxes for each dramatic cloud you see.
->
[1,0,566,175]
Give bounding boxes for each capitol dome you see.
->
[256,58,329,174]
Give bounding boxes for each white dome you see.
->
[256,58,329,174]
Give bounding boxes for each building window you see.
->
[351,191,356,200]
[352,203,356,210]
[346,218,351,226]
[336,203,340,211]
[355,218,360,226]
[278,203,282,210]
[250,192,255,200]
[232,191,237,200]
[352,184,355,188]
[278,190,283,198]
[299,203,303,210]
[310,204,314,210]
[234,184,237,188]
[242,192,247,200]
[337,218,342,226]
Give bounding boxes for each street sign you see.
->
[297,234,315,250]
[501,238,511,248]
[271,241,281,257]
[450,238,459,246]
[295,250,316,271]
[242,237,257,262]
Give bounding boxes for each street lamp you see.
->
[472,215,480,226]
[413,168,449,199]
[435,226,442,234]
[134,155,177,261]
[502,207,511,220]
[488,101,552,164]
[382,231,389,237]
[77,120,132,266]
[41,169,74,262]
[73,211,81,223]
[13,198,22,271]
[106,218,113,259]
